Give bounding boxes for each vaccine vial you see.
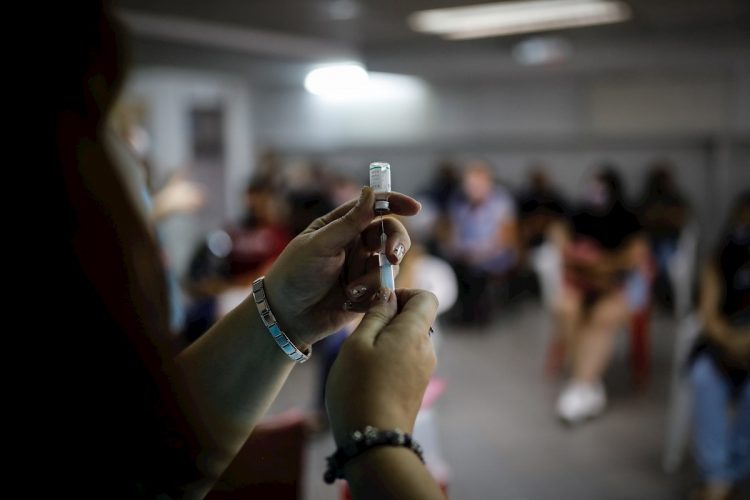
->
[369,161,395,291]
[369,162,391,214]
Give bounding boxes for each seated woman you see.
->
[551,168,648,424]
[689,192,750,500]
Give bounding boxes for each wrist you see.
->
[251,276,312,362]
[332,412,414,448]
[262,272,312,352]
[324,426,424,484]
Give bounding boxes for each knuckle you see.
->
[367,307,392,325]
[423,290,439,309]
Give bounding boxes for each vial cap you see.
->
[374,200,390,213]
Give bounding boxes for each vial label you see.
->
[369,162,391,193]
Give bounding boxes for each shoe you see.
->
[556,380,606,424]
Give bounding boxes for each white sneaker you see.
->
[556,380,606,424]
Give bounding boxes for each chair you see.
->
[666,224,699,319]
[207,410,308,500]
[662,313,702,473]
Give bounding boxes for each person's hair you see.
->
[595,166,625,204]
[48,0,200,493]
[246,176,274,195]
[642,160,675,198]
[715,190,750,254]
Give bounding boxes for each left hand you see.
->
[263,187,420,347]
[326,289,438,446]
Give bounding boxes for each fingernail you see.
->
[371,289,391,303]
[394,244,406,261]
[349,285,367,298]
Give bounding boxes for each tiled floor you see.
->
[267,300,743,500]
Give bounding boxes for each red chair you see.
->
[207,410,308,500]
[630,306,651,387]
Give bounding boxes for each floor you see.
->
[267,299,742,500]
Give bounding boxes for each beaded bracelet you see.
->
[324,426,425,484]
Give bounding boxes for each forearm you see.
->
[174,294,298,495]
[704,316,749,349]
[344,447,445,500]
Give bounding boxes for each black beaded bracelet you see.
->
[324,426,425,484]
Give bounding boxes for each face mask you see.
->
[585,182,609,208]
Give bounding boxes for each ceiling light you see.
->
[304,63,369,98]
[409,0,631,40]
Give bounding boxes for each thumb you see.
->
[314,186,375,251]
[347,292,397,347]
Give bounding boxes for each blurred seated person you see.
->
[425,159,461,214]
[284,161,336,236]
[638,161,690,304]
[688,192,750,500]
[440,160,518,324]
[188,179,291,294]
[551,168,648,423]
[227,179,291,282]
[517,166,568,262]
[185,179,291,340]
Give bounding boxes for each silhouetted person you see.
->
[639,161,690,305]
[441,160,518,324]
[552,167,648,423]
[688,192,750,500]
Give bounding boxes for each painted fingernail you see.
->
[394,244,406,261]
[371,289,391,303]
[349,285,368,298]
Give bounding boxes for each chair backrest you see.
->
[530,241,562,310]
[668,223,699,318]
[207,410,308,500]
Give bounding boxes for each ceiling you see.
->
[116,0,750,53]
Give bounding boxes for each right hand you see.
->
[325,289,438,446]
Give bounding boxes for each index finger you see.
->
[303,189,422,235]
[374,289,438,346]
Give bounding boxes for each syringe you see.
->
[369,162,395,291]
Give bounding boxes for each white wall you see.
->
[252,68,749,245]
[121,68,255,275]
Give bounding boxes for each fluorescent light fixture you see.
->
[304,63,369,98]
[408,0,631,40]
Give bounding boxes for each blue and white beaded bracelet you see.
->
[251,277,311,363]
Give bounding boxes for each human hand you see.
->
[325,289,438,446]
[263,187,420,347]
[152,175,205,221]
[721,331,750,369]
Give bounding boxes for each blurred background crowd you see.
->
[104,0,748,498]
